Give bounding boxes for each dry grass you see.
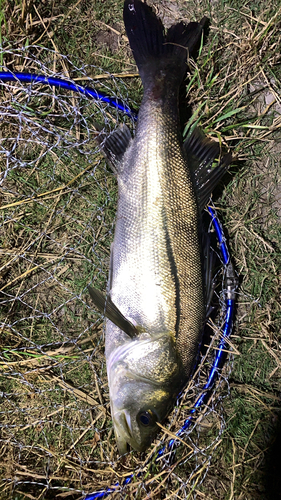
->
[0,0,280,499]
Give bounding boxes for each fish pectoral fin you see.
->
[183,127,232,212]
[88,286,138,338]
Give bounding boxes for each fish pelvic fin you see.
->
[123,0,204,88]
[183,127,232,212]
[88,286,138,339]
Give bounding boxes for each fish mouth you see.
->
[113,410,142,454]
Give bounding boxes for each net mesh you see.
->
[0,45,233,499]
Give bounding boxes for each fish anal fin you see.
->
[103,125,132,169]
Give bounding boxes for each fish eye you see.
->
[138,409,157,427]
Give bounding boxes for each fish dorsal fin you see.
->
[201,213,218,314]
[183,127,232,212]
[100,124,132,168]
[88,286,138,339]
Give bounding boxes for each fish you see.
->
[89,0,232,454]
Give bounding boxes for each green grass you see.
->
[0,0,280,499]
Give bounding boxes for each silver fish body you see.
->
[89,0,231,453]
[107,94,205,367]
[105,92,206,451]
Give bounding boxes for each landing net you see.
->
[0,45,236,499]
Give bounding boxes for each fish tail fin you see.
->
[123,0,204,88]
